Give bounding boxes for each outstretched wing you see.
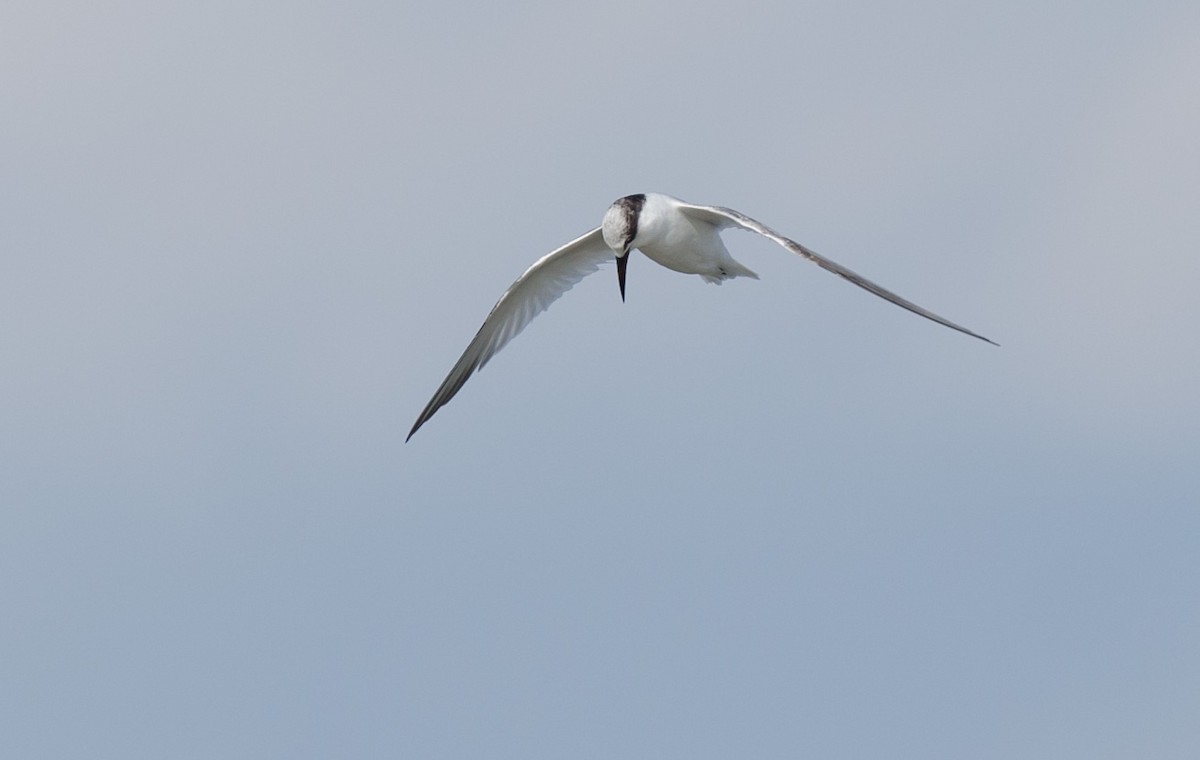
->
[408,227,611,440]
[676,202,997,346]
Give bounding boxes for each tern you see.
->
[408,192,995,440]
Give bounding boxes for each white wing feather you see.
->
[675,201,997,346]
[408,227,611,440]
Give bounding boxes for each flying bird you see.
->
[408,193,995,440]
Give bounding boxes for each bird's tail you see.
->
[701,259,759,285]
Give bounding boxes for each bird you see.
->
[407,192,995,440]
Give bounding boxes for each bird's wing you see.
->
[676,202,997,346]
[408,227,611,440]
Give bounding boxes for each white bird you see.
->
[408,192,995,440]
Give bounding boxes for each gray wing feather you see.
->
[677,202,997,346]
[408,227,611,440]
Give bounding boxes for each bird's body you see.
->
[408,192,994,440]
[618,193,759,283]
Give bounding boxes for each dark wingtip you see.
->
[406,417,425,442]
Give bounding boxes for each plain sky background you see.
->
[3,1,1198,758]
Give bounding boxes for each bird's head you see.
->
[602,194,646,302]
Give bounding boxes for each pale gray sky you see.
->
[3,1,1199,758]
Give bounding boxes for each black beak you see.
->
[616,250,629,302]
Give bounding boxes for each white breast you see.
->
[635,194,755,282]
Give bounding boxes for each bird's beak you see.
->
[616,249,630,302]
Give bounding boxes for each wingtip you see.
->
[405,420,422,442]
